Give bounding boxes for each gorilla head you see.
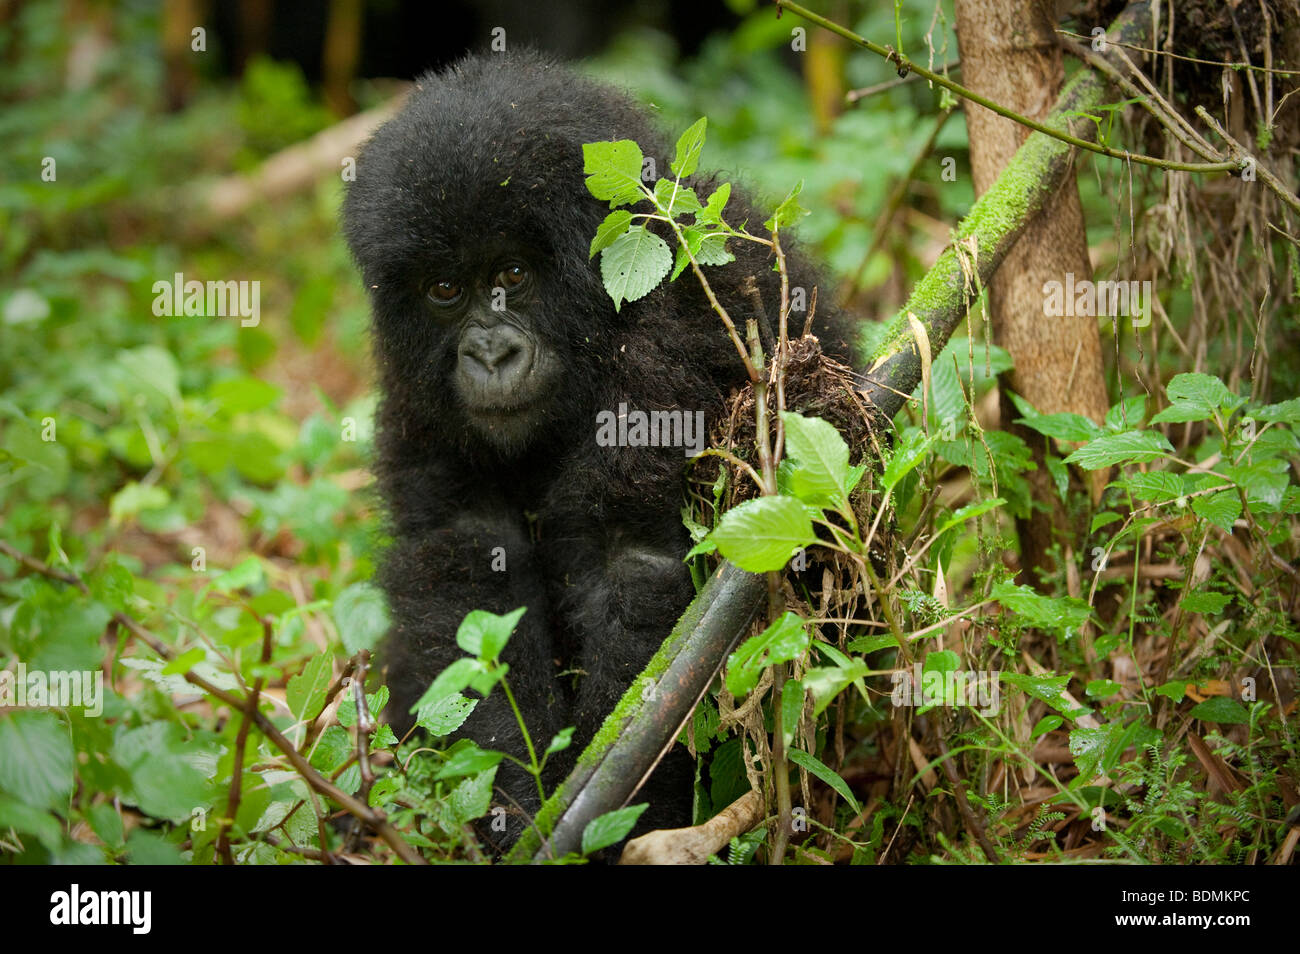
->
[342,52,665,456]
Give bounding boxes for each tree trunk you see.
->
[954,0,1110,587]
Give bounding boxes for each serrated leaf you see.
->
[589,209,633,259]
[1064,430,1174,469]
[582,139,645,207]
[599,225,673,311]
[435,740,504,780]
[725,611,810,697]
[333,582,389,654]
[415,692,477,736]
[0,711,74,810]
[779,412,854,509]
[991,582,1093,636]
[1191,489,1241,531]
[707,496,816,572]
[764,180,808,232]
[1113,471,1184,502]
[670,117,708,178]
[1180,591,1231,614]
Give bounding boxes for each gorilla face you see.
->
[423,253,561,450]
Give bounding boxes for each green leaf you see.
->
[881,428,934,495]
[599,225,673,311]
[545,727,575,757]
[1064,431,1174,469]
[207,556,265,595]
[707,496,816,572]
[109,482,170,527]
[934,497,1005,536]
[1253,396,1300,423]
[1015,411,1104,443]
[1069,718,1160,781]
[779,412,854,509]
[991,582,1093,636]
[1002,672,1091,720]
[725,611,810,697]
[1112,471,1184,502]
[582,803,649,855]
[696,182,731,226]
[455,607,526,663]
[787,748,860,814]
[801,660,870,717]
[1191,489,1241,531]
[652,178,701,216]
[333,582,389,654]
[764,180,807,232]
[161,646,205,676]
[1031,715,1063,739]
[449,767,497,823]
[411,657,490,713]
[0,711,74,810]
[582,139,645,207]
[670,117,708,178]
[1154,680,1187,702]
[1149,372,1240,424]
[1180,591,1231,614]
[1188,697,1250,724]
[435,740,505,780]
[415,692,477,736]
[1104,396,1147,431]
[589,209,633,259]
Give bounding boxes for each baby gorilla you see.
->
[342,50,849,847]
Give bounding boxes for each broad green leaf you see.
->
[707,496,816,572]
[455,607,526,662]
[435,740,505,780]
[1149,372,1240,425]
[725,611,811,697]
[333,582,390,654]
[582,803,649,855]
[1188,697,1250,724]
[1002,671,1091,720]
[599,225,673,311]
[0,711,74,810]
[415,692,477,736]
[779,412,854,509]
[109,482,170,527]
[286,652,332,724]
[934,497,1005,536]
[161,646,205,676]
[881,428,934,496]
[991,582,1093,636]
[582,139,645,207]
[545,727,575,756]
[589,209,632,259]
[1015,411,1104,443]
[1191,489,1241,531]
[411,657,489,713]
[1064,430,1174,468]
[652,178,701,216]
[1112,471,1184,502]
[449,767,497,823]
[1180,591,1231,614]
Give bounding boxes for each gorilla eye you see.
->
[428,280,462,304]
[496,264,527,288]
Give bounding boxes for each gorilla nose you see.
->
[459,325,531,386]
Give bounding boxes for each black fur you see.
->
[342,50,850,847]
